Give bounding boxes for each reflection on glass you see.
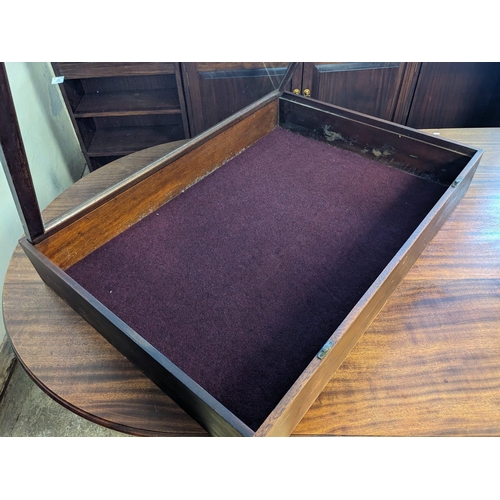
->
[183,62,290,135]
[37,62,292,228]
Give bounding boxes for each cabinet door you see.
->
[301,62,420,123]
[182,63,291,136]
[405,62,500,128]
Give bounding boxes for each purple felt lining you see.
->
[67,127,447,430]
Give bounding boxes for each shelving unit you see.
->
[52,63,190,171]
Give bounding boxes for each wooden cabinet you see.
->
[183,62,421,134]
[183,62,500,134]
[52,63,190,171]
[295,62,500,128]
[296,62,420,123]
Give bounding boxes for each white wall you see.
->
[0,62,87,345]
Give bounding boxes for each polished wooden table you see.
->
[3,129,500,436]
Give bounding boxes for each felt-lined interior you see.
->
[66,127,448,430]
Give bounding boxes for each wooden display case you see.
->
[1,64,483,436]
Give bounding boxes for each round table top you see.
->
[4,130,500,436]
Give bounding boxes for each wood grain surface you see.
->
[294,128,500,436]
[3,128,500,436]
[406,63,500,128]
[73,89,182,118]
[300,62,418,122]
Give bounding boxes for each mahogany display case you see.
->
[1,63,483,436]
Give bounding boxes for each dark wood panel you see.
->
[80,74,177,93]
[194,62,288,72]
[59,79,85,112]
[289,62,304,93]
[74,117,96,152]
[182,62,289,136]
[302,62,419,122]
[52,76,94,170]
[407,63,500,128]
[392,63,422,124]
[87,156,123,170]
[0,63,44,242]
[174,62,191,139]
[54,63,176,79]
[92,113,182,129]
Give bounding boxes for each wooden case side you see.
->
[36,99,278,270]
[280,92,477,154]
[19,238,254,437]
[279,93,475,186]
[255,151,483,435]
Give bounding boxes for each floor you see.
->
[0,359,126,437]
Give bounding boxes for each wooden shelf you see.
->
[87,126,184,157]
[56,63,176,79]
[74,89,181,118]
[53,63,190,171]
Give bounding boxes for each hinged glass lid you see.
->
[0,62,299,242]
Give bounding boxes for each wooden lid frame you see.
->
[0,63,44,242]
[0,62,299,244]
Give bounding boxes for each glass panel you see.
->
[186,62,290,134]
[10,62,294,230]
